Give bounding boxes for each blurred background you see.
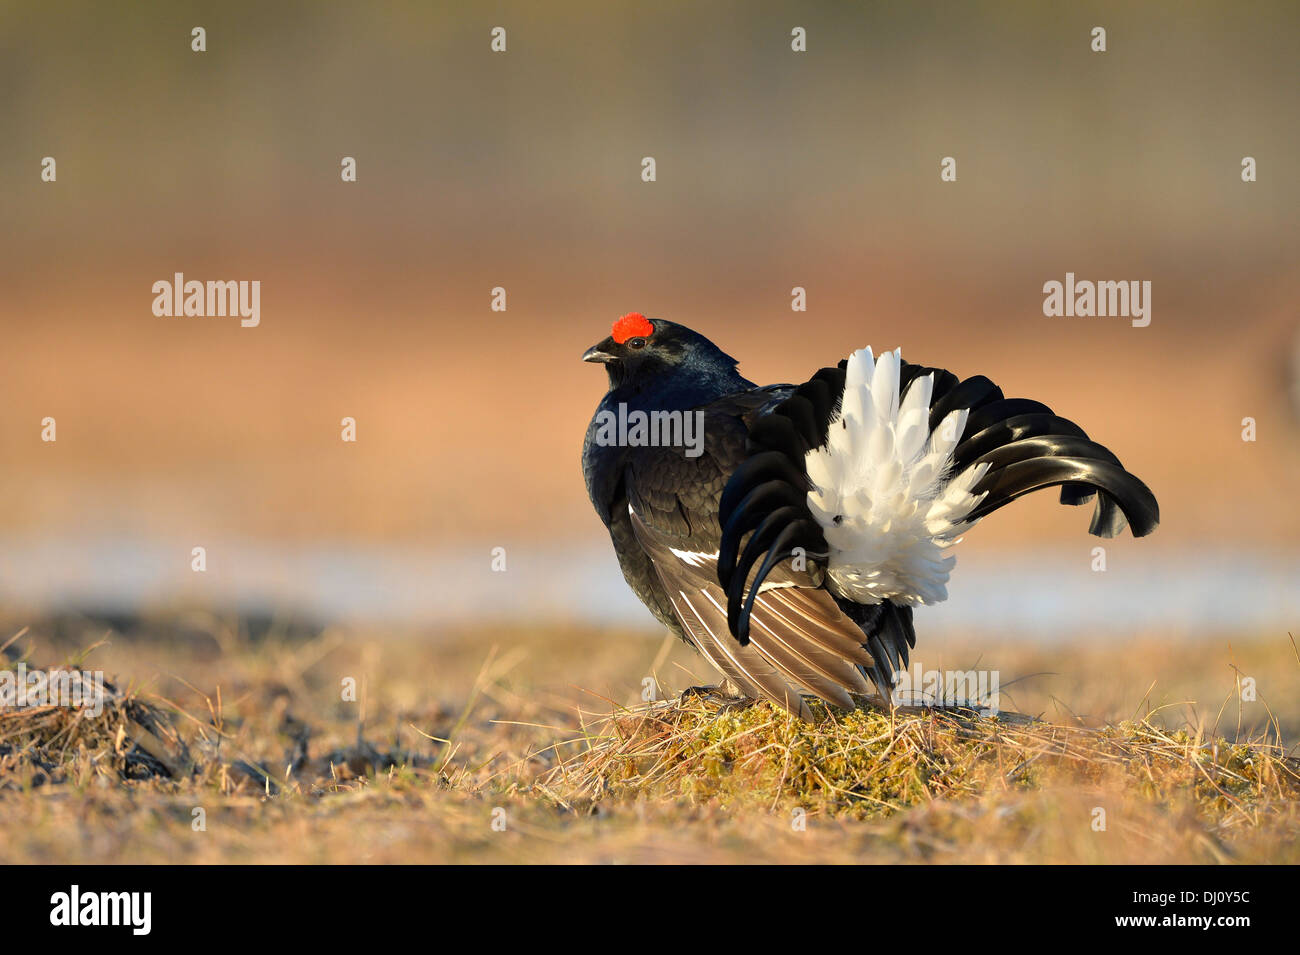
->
[1,0,1297,644]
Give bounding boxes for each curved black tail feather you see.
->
[836,600,916,693]
[715,365,848,643]
[716,355,1160,651]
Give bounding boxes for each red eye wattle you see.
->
[612,312,653,344]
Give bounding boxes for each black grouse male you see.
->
[582,313,1159,719]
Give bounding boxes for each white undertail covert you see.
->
[804,348,989,606]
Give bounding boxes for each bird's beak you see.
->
[582,337,618,363]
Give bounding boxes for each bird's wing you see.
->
[623,393,874,717]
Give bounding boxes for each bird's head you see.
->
[582,313,743,393]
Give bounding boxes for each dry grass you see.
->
[543,696,1300,860]
[1,619,1298,864]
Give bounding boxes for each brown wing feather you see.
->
[631,510,876,717]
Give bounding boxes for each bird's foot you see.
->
[680,683,726,701]
[680,684,752,713]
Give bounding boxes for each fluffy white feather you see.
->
[805,347,988,606]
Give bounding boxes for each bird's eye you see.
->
[626,337,647,349]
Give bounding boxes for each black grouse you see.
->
[582,313,1159,719]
